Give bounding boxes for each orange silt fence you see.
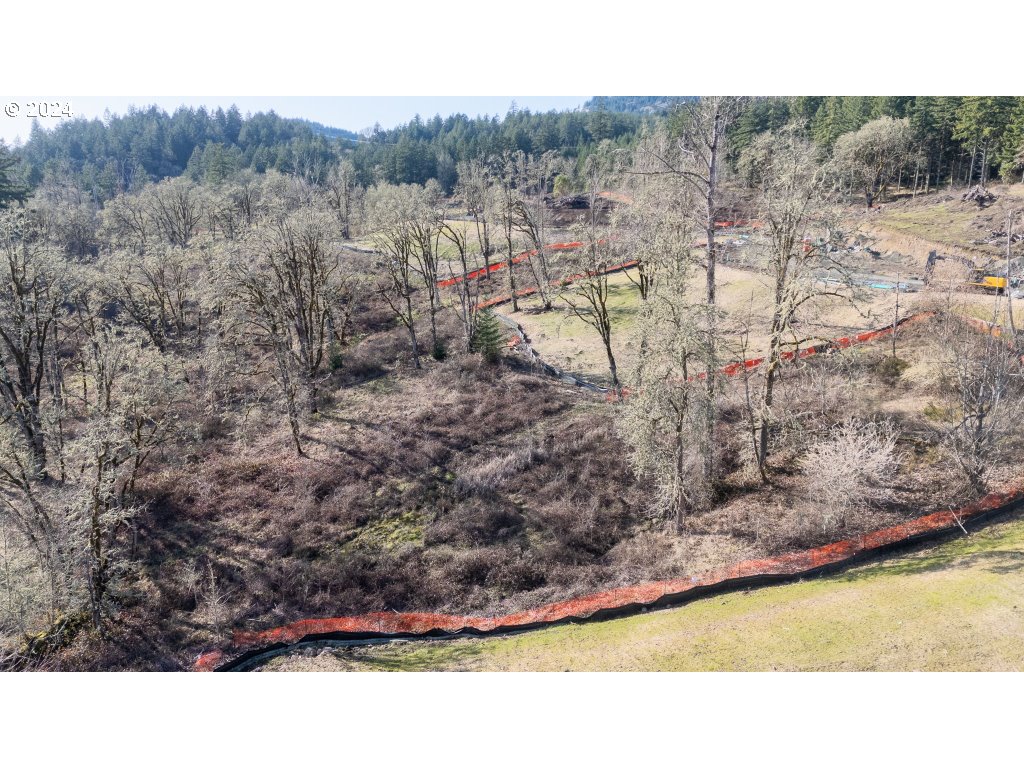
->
[194,309,1018,671]
[199,483,1024,670]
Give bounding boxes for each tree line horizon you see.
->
[3,96,1023,207]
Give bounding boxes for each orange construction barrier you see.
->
[194,310,1018,671]
[437,241,588,288]
[198,483,1024,671]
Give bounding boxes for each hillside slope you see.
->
[263,514,1024,671]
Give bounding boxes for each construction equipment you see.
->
[924,251,1008,294]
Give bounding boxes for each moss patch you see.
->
[339,510,425,554]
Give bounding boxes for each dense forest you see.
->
[583,96,694,114]
[4,103,649,200]
[5,97,1024,207]
[8,106,347,197]
[729,96,1024,186]
[347,107,647,190]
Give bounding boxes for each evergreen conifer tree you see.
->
[471,309,503,363]
[0,144,28,208]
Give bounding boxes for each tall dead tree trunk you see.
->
[1008,210,1018,339]
[700,101,726,487]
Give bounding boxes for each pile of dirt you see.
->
[962,185,998,208]
[547,194,591,210]
[546,195,615,226]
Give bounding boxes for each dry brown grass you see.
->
[265,512,1024,672]
[36,281,1024,671]
[509,258,1018,386]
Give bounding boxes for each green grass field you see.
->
[871,184,1024,261]
[508,264,909,385]
[263,514,1024,671]
[877,202,986,251]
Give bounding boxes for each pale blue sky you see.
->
[0,96,590,145]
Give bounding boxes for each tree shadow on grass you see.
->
[976,550,1024,575]
[834,546,1024,585]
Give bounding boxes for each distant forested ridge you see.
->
[8,103,650,200]
[584,96,695,114]
[6,96,1024,204]
[10,105,344,197]
[299,120,360,142]
[346,107,647,190]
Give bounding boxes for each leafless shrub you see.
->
[425,501,523,547]
[0,523,50,648]
[603,531,675,579]
[800,419,900,532]
[533,497,631,560]
[488,552,546,593]
[193,564,237,635]
[455,442,545,497]
[175,561,205,608]
[199,414,233,442]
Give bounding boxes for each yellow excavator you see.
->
[924,251,1008,294]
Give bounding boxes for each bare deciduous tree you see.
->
[512,151,562,311]
[560,154,624,396]
[619,283,716,530]
[618,171,714,529]
[739,127,849,480]
[99,246,205,352]
[455,158,494,275]
[0,210,74,479]
[996,200,1021,339]
[631,97,745,487]
[325,159,359,240]
[491,153,525,313]
[146,178,205,248]
[365,183,439,369]
[101,188,152,254]
[438,218,482,352]
[64,323,184,628]
[229,207,341,455]
[832,117,914,209]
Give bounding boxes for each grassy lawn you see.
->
[869,186,1024,262]
[508,271,644,384]
[262,514,1024,671]
[506,264,1007,385]
[508,266,789,384]
[877,202,984,251]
